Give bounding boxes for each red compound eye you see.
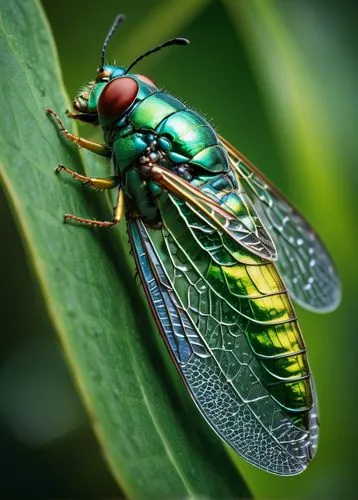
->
[136,74,157,87]
[98,77,139,118]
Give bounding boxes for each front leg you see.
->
[47,108,111,158]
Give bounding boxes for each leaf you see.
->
[0,0,250,498]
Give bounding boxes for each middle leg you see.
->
[55,164,120,190]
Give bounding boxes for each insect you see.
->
[47,14,340,475]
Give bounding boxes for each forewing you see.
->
[150,165,277,261]
[127,216,318,475]
[220,136,341,312]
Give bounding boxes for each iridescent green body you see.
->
[54,39,339,473]
[88,66,317,473]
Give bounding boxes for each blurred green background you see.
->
[1,0,357,498]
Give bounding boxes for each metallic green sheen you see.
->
[158,136,172,152]
[88,82,106,113]
[191,145,230,172]
[168,151,189,163]
[129,92,185,130]
[111,89,230,183]
[156,110,217,157]
[113,133,147,171]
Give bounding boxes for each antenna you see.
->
[124,38,190,75]
[100,14,126,70]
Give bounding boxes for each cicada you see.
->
[48,14,340,475]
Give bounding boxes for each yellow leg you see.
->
[55,164,119,190]
[112,187,124,223]
[47,108,111,157]
[64,189,124,228]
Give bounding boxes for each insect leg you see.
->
[63,188,124,228]
[47,108,111,157]
[55,164,119,190]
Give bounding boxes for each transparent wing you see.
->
[220,136,341,312]
[127,205,319,475]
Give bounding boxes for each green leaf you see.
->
[0,0,250,498]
